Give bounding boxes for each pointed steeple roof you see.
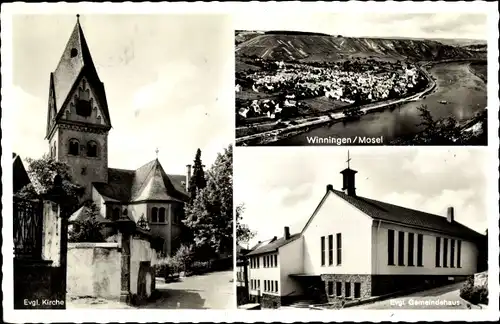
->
[47,15,111,137]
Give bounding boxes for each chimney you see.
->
[284,226,290,240]
[447,207,454,223]
[326,184,333,192]
[186,164,192,191]
[340,167,357,196]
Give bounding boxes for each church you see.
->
[45,15,190,256]
[243,156,486,308]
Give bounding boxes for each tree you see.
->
[68,201,106,243]
[15,154,84,209]
[188,148,207,204]
[236,203,256,246]
[183,145,233,257]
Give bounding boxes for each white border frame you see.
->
[2,1,499,322]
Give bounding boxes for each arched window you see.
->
[69,139,80,155]
[87,141,98,157]
[112,207,120,221]
[53,142,57,159]
[158,207,166,223]
[151,207,158,223]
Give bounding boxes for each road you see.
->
[67,270,235,309]
[142,270,235,309]
[350,282,476,310]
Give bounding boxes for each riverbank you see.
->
[236,64,436,146]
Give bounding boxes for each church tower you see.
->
[46,15,112,201]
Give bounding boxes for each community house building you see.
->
[244,164,485,308]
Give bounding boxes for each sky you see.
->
[10,14,233,174]
[234,13,487,40]
[235,148,491,248]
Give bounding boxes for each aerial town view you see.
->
[235,14,488,146]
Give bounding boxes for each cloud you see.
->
[132,60,200,115]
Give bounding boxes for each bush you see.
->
[460,275,489,305]
[155,256,180,279]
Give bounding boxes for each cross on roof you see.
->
[346,150,351,169]
[155,147,159,159]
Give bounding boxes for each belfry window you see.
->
[69,139,80,155]
[87,141,98,157]
[151,207,158,223]
[76,87,91,117]
[70,48,78,58]
[158,207,166,223]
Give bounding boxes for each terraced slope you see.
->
[236,32,482,62]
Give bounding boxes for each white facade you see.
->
[372,221,478,276]
[248,252,280,297]
[302,192,373,275]
[279,238,304,296]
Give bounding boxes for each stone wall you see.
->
[321,274,371,302]
[261,293,281,309]
[67,242,122,299]
[129,236,157,304]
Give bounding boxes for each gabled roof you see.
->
[69,205,112,224]
[13,154,32,194]
[301,187,484,241]
[329,189,484,240]
[93,159,189,203]
[48,16,111,137]
[246,233,301,256]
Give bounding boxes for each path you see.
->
[67,270,235,309]
[350,282,476,310]
[141,270,235,309]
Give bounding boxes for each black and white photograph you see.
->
[236,148,490,310]
[8,13,234,310]
[235,13,488,146]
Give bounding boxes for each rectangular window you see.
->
[257,257,260,268]
[345,282,351,298]
[275,280,278,292]
[274,255,278,267]
[336,233,342,265]
[388,229,395,265]
[354,282,361,298]
[417,234,424,266]
[328,235,333,265]
[336,282,342,296]
[270,280,274,292]
[264,280,267,292]
[457,240,462,268]
[450,239,455,268]
[258,280,260,289]
[435,237,441,267]
[408,232,415,266]
[321,236,325,266]
[398,231,405,266]
[328,281,334,295]
[443,238,448,267]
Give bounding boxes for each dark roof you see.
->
[246,233,301,256]
[48,17,111,138]
[93,159,189,203]
[329,189,484,240]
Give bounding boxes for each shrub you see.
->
[155,256,181,279]
[190,261,211,275]
[460,275,489,305]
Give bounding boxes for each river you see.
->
[272,62,487,145]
